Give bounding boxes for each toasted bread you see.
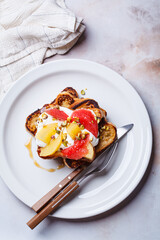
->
[96,120,117,154]
[25,87,116,168]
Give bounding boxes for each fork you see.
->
[27,143,118,229]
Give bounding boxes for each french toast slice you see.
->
[96,120,116,154]
[26,87,106,136]
[25,87,116,168]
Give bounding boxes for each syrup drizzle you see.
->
[25,137,62,172]
[57,163,65,170]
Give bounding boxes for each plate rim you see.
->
[0,59,152,219]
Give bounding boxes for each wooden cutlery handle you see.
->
[27,181,79,229]
[32,167,83,212]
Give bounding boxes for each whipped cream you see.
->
[81,129,99,147]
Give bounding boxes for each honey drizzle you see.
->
[25,137,56,172]
[25,137,33,159]
[57,163,65,170]
[33,159,55,172]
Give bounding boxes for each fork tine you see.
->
[97,142,118,173]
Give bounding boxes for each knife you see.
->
[27,124,133,229]
[32,124,133,213]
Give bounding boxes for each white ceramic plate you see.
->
[0,59,152,219]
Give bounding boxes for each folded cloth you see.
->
[0,0,85,98]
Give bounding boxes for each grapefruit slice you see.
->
[71,109,98,137]
[46,109,68,121]
[61,134,90,160]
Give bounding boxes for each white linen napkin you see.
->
[0,0,85,98]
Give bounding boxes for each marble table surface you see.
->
[1,0,160,239]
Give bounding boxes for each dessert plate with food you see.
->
[0,59,152,219]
